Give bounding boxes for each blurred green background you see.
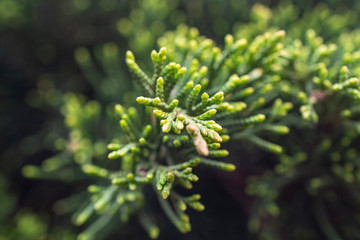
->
[2,0,360,239]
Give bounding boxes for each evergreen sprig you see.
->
[21,2,360,239]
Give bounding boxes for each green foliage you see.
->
[236,3,360,240]
[23,22,292,239]
[18,1,360,239]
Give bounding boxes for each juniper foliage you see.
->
[21,2,360,240]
